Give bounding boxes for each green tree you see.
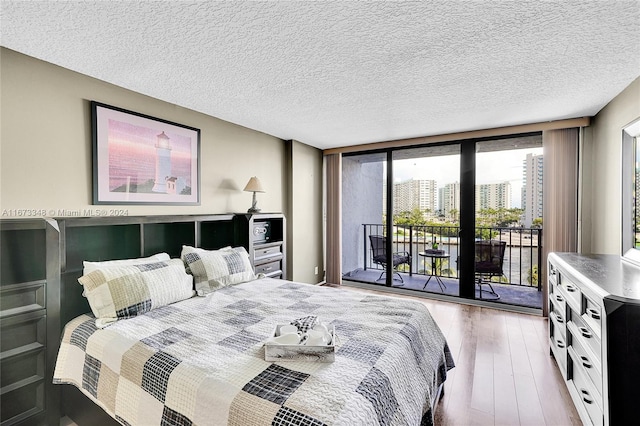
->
[448,208,459,223]
[393,207,428,227]
[527,265,539,287]
[477,207,524,228]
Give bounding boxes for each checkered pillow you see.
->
[78,258,194,328]
[181,245,256,296]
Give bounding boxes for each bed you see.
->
[3,215,454,426]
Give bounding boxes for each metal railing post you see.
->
[363,224,368,271]
[537,228,542,291]
[409,225,413,276]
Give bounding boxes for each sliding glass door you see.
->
[474,136,543,308]
[390,144,461,295]
[341,152,387,284]
[340,133,543,310]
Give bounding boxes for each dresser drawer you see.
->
[0,377,45,424]
[569,312,601,363]
[569,347,603,426]
[571,328,603,398]
[0,281,46,318]
[255,259,282,277]
[581,294,602,331]
[549,310,566,342]
[548,262,558,286]
[0,310,46,356]
[550,332,568,375]
[549,293,566,323]
[558,272,581,310]
[551,288,568,311]
[254,243,283,263]
[0,347,45,390]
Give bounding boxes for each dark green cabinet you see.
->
[1,220,60,426]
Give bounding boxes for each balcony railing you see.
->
[363,224,542,290]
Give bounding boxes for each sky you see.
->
[392,147,544,208]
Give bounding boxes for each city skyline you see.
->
[391,146,543,209]
[387,180,515,219]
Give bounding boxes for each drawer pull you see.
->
[555,294,564,303]
[565,284,577,292]
[264,266,273,271]
[579,327,593,339]
[555,339,566,349]
[549,269,557,276]
[580,388,593,405]
[550,311,564,324]
[586,307,601,320]
[580,355,592,369]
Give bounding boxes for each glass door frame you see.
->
[345,132,540,300]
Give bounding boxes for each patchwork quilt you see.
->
[54,278,455,426]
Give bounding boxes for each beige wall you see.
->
[288,140,325,283]
[0,48,324,283]
[1,48,286,215]
[581,77,640,254]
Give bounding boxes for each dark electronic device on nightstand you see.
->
[253,221,270,243]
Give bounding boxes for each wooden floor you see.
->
[341,285,582,426]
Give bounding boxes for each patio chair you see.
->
[474,240,506,300]
[369,235,411,283]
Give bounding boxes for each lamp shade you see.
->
[243,176,265,193]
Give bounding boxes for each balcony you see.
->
[342,224,543,310]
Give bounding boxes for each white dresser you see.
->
[548,252,640,426]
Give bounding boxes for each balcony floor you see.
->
[343,268,543,310]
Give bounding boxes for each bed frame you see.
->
[1,214,444,426]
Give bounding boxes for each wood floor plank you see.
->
[493,365,520,425]
[505,314,534,377]
[513,372,547,426]
[469,309,495,415]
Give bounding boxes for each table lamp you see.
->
[243,176,265,213]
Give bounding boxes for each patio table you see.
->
[419,250,449,292]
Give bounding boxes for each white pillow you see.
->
[83,253,170,275]
[181,245,256,296]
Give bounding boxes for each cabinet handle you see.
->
[586,307,601,320]
[579,327,593,339]
[580,355,592,369]
[550,311,564,324]
[565,284,577,292]
[579,388,593,405]
[555,339,566,349]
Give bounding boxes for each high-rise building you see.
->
[476,182,512,211]
[392,179,437,216]
[440,182,460,220]
[522,153,543,227]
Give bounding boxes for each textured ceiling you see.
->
[2,1,639,150]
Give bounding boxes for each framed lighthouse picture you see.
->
[91,101,200,205]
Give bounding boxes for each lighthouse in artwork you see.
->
[152,131,172,193]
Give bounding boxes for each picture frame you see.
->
[91,101,200,205]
